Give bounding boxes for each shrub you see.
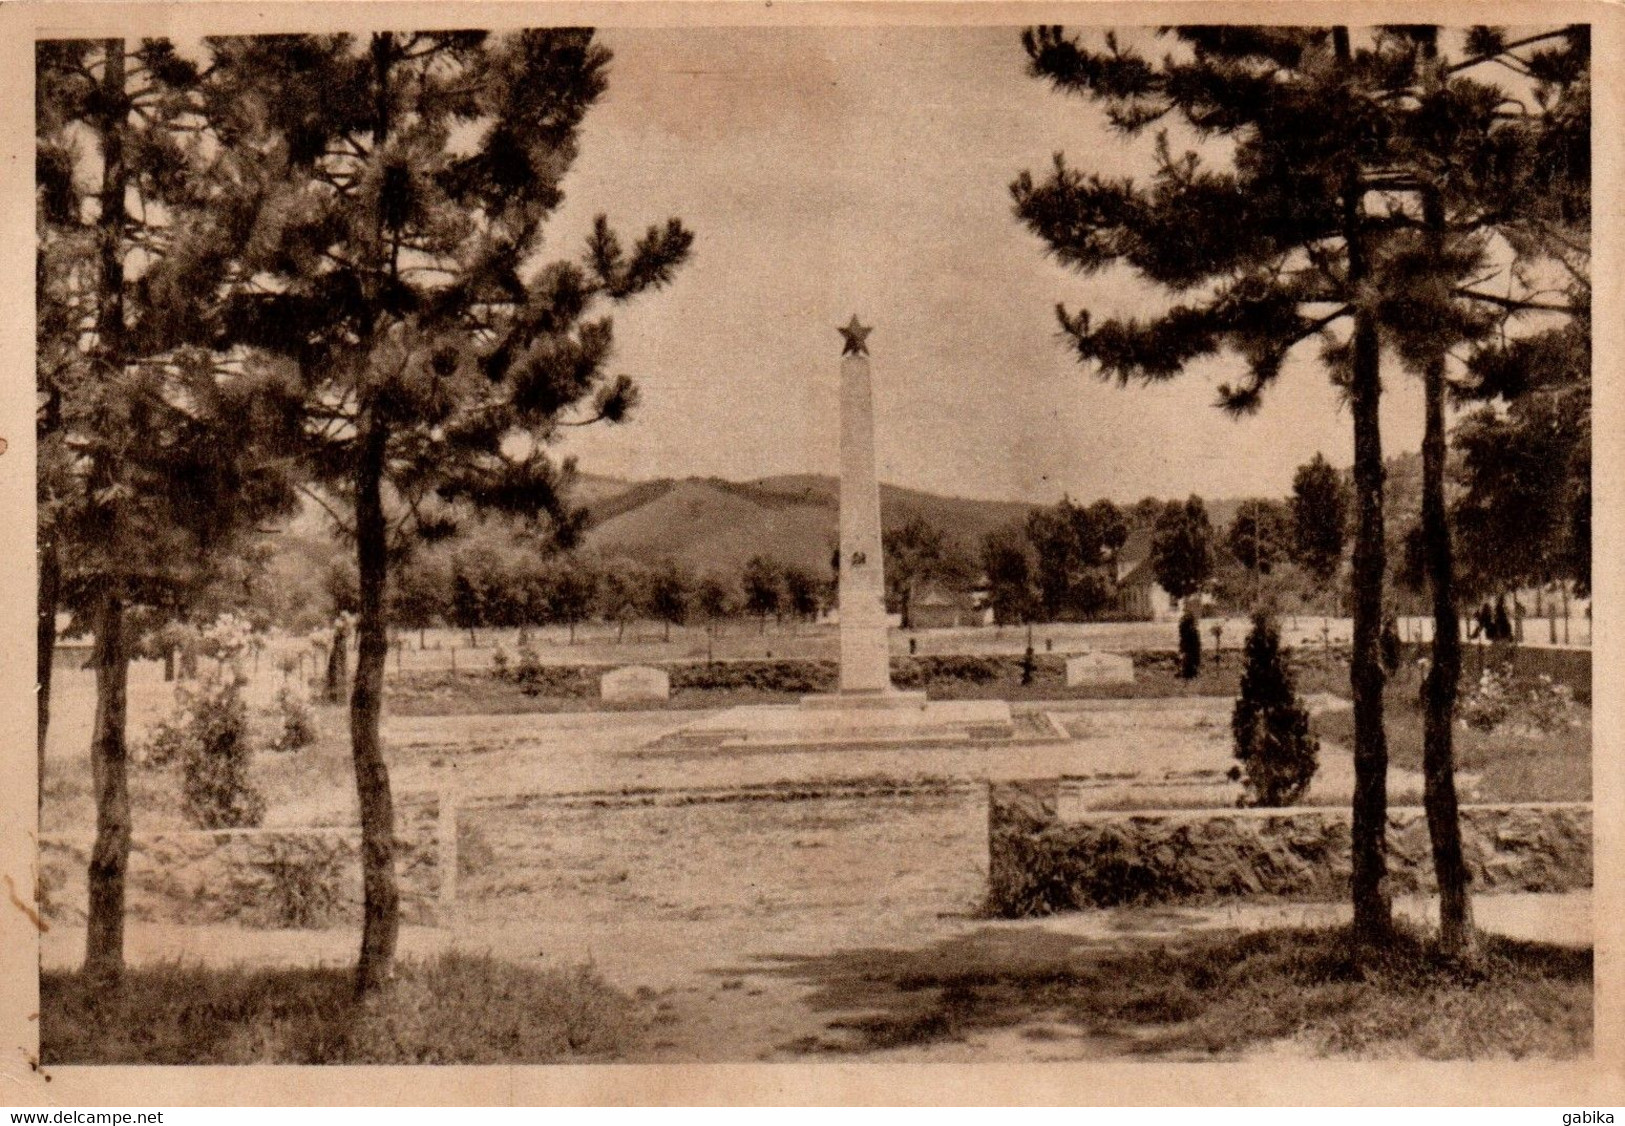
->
[254,839,344,927]
[669,659,837,695]
[142,614,267,828]
[179,679,265,829]
[1178,609,1202,679]
[892,655,1002,688]
[514,639,543,686]
[490,644,510,679]
[266,685,318,752]
[1460,664,1579,734]
[1229,612,1318,807]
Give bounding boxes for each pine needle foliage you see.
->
[1230,613,1319,807]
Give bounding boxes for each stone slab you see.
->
[662,698,1015,750]
[601,665,671,702]
[1066,650,1135,686]
[799,689,928,711]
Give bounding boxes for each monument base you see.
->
[798,689,928,711]
[656,695,1017,751]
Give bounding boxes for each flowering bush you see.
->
[139,613,266,828]
[266,683,318,752]
[489,640,544,686]
[1459,664,1578,734]
[196,612,261,665]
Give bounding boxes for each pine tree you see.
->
[1012,26,1402,948]
[204,31,692,992]
[1451,325,1589,600]
[1230,613,1319,806]
[36,39,300,979]
[1012,25,1586,957]
[1354,25,1588,958]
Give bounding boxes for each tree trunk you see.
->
[1419,181,1474,957]
[84,593,131,981]
[351,420,399,994]
[1338,24,1394,952]
[1421,355,1474,955]
[1348,307,1394,952]
[85,40,134,983]
[37,532,60,814]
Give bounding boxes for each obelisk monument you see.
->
[657,315,1014,748]
[834,315,892,694]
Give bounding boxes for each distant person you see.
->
[1470,603,1493,641]
[1493,596,1512,643]
[1380,615,1401,673]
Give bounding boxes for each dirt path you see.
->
[41,889,1591,1062]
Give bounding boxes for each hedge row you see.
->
[471,650,1351,698]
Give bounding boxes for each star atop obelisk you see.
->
[837,314,872,356]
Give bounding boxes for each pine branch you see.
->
[297,483,355,538]
[1444,29,1578,77]
[1456,288,1578,314]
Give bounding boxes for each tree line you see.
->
[387,547,829,641]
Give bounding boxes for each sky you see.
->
[543,26,1430,505]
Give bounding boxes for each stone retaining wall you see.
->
[39,796,441,929]
[987,780,1592,917]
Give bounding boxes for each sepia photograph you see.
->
[5,0,1621,1106]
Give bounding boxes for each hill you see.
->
[578,474,1033,578]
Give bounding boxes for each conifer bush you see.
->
[1229,612,1319,807]
[1178,608,1202,679]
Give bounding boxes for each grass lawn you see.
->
[41,952,641,1064]
[784,924,1592,1060]
[1312,675,1591,803]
